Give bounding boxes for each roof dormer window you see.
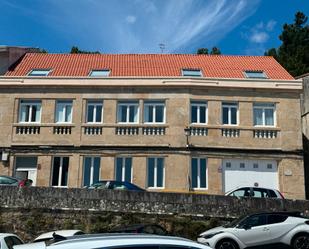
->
[28,69,51,76]
[244,70,267,79]
[89,69,110,77]
[182,69,202,77]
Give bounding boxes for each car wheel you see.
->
[293,234,309,249]
[215,239,239,249]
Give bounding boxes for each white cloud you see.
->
[30,0,261,53]
[266,20,276,31]
[245,19,276,45]
[126,15,137,24]
[250,32,269,43]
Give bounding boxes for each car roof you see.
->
[225,186,279,194]
[247,211,304,217]
[14,234,210,249]
[111,224,164,231]
[33,230,83,241]
[0,233,20,239]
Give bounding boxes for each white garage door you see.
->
[222,159,278,193]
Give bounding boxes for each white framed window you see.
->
[267,163,273,169]
[55,100,73,123]
[15,156,38,186]
[222,102,238,125]
[182,69,202,77]
[144,101,165,123]
[89,69,110,77]
[191,101,207,124]
[253,103,275,126]
[117,101,139,123]
[83,157,100,187]
[147,157,164,188]
[115,157,132,182]
[86,100,103,123]
[191,157,207,189]
[19,100,41,123]
[244,70,267,79]
[28,69,51,76]
[51,156,69,187]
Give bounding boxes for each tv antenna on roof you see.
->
[159,43,165,53]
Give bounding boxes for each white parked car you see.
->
[14,234,211,249]
[33,230,84,243]
[198,212,309,249]
[225,187,284,199]
[0,233,23,249]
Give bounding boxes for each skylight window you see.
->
[89,69,110,77]
[28,69,51,76]
[182,69,202,77]
[244,71,267,79]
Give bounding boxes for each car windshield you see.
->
[91,181,108,188]
[223,215,248,228]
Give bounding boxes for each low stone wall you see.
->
[1,186,309,241]
[1,186,308,217]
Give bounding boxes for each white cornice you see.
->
[0,76,302,90]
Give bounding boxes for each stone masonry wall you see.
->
[1,186,309,242]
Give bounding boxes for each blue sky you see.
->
[0,0,308,55]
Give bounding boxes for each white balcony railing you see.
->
[190,127,208,136]
[142,127,165,135]
[253,130,278,139]
[115,127,139,135]
[16,126,40,135]
[84,126,103,135]
[221,128,240,137]
[53,126,72,135]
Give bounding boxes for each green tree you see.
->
[70,46,100,54]
[265,11,309,77]
[210,47,221,55]
[197,47,221,55]
[197,48,209,54]
[38,48,48,53]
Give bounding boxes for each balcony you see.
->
[189,127,208,136]
[253,129,278,139]
[221,128,240,137]
[83,126,103,135]
[15,125,40,135]
[115,127,139,135]
[53,126,72,135]
[12,122,282,150]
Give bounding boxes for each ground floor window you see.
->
[147,157,164,188]
[191,157,207,189]
[52,156,69,187]
[15,156,37,186]
[83,157,100,187]
[115,157,132,182]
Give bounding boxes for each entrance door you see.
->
[14,156,38,186]
[222,159,278,192]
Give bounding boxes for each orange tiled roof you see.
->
[5,53,294,80]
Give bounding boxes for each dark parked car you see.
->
[110,224,168,236]
[85,180,145,191]
[0,175,32,187]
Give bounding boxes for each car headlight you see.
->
[200,231,224,239]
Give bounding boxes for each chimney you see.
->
[0,46,39,75]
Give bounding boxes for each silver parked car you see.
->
[225,187,284,199]
[14,234,211,249]
[0,233,23,249]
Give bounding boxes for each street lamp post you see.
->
[184,127,191,148]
